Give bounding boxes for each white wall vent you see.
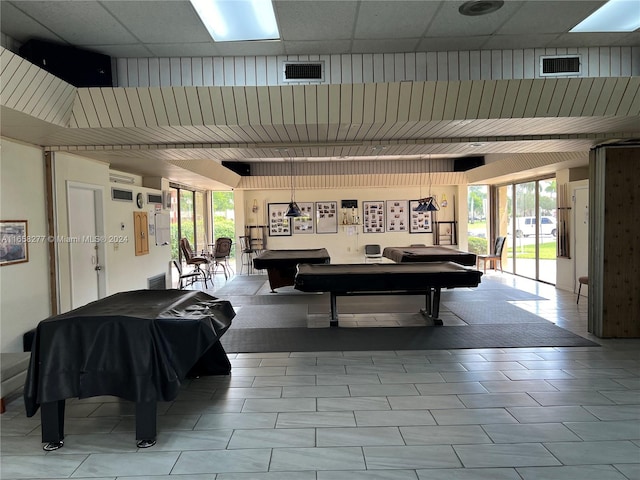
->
[283,61,325,82]
[111,187,133,202]
[540,55,581,77]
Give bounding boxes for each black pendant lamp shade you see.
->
[285,201,302,217]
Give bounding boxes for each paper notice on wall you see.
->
[155,212,170,246]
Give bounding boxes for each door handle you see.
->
[95,265,102,271]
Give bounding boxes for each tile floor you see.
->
[2,270,639,480]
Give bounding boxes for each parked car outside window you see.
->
[509,216,557,237]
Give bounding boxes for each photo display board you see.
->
[315,201,338,233]
[363,201,385,233]
[409,200,433,233]
[385,200,409,232]
[292,202,314,234]
[268,203,292,236]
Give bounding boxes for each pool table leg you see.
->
[330,292,339,327]
[420,288,443,326]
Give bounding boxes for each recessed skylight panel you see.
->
[191,0,280,42]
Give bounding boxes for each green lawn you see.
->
[508,241,557,259]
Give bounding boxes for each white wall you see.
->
[0,144,173,352]
[0,138,51,352]
[555,167,588,293]
[105,187,172,293]
[239,184,463,264]
[116,47,640,87]
[52,152,172,312]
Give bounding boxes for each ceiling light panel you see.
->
[571,0,640,32]
[191,0,280,42]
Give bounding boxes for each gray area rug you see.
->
[442,301,551,325]
[220,323,598,353]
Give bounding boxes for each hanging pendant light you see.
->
[285,154,302,217]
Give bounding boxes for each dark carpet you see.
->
[220,323,599,353]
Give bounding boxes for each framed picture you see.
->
[363,201,385,233]
[315,201,338,234]
[292,202,315,234]
[409,201,433,233]
[385,200,409,232]
[0,220,29,266]
[267,203,292,236]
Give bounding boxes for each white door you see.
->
[68,185,104,308]
[574,187,589,294]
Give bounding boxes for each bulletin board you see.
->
[385,200,408,232]
[363,201,385,233]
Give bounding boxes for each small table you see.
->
[24,289,234,450]
[253,248,331,291]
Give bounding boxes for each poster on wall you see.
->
[292,202,314,234]
[315,201,338,234]
[267,203,292,236]
[363,201,385,233]
[0,220,29,266]
[409,200,433,233]
[385,200,408,232]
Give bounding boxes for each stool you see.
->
[577,276,588,304]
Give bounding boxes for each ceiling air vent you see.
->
[283,61,324,83]
[540,55,581,77]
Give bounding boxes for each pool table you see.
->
[383,245,477,266]
[253,248,331,291]
[294,261,482,326]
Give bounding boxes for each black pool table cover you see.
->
[383,246,477,266]
[24,289,234,447]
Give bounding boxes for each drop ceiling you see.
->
[1,1,639,189]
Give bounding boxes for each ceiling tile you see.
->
[496,1,605,35]
[284,40,352,56]
[355,0,440,38]
[213,41,286,57]
[481,34,558,51]
[9,0,138,45]
[274,0,358,41]
[425,0,521,37]
[91,43,154,58]
[417,36,491,52]
[146,43,219,58]
[351,38,421,54]
[549,32,639,48]
[101,1,211,44]
[0,2,66,43]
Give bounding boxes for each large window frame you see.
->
[170,184,210,262]
[494,176,557,284]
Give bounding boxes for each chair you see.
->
[577,275,588,304]
[211,237,233,279]
[172,259,200,289]
[477,236,506,274]
[238,235,257,275]
[364,244,382,263]
[179,237,209,288]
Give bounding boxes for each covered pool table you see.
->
[253,248,330,291]
[383,245,477,266]
[24,289,234,450]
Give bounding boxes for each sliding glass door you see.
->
[498,177,557,283]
